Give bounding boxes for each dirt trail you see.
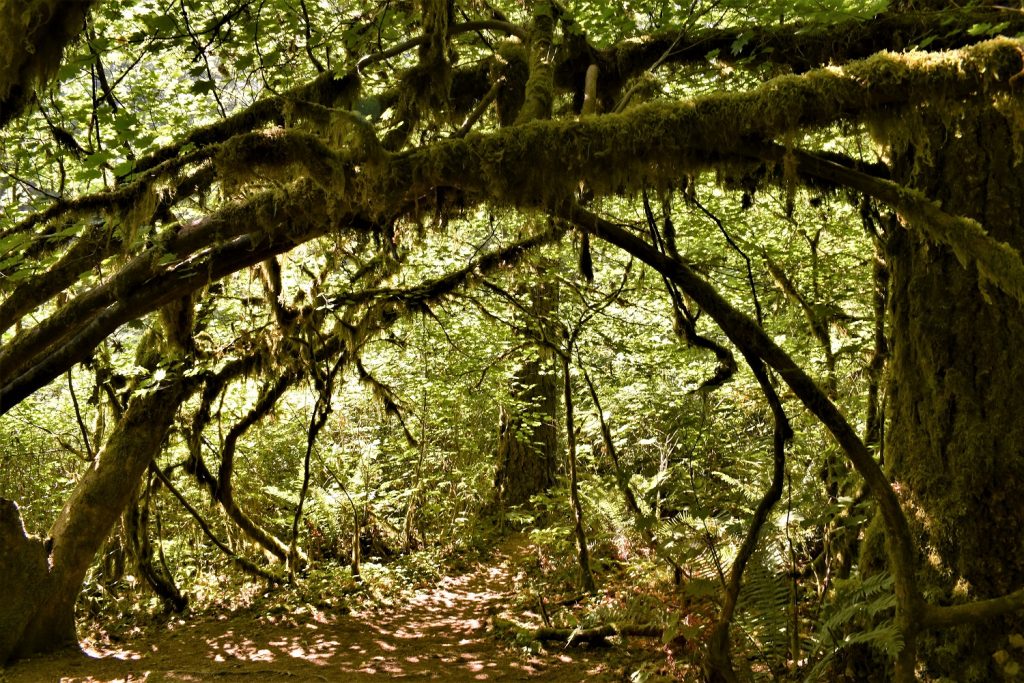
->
[1,547,643,682]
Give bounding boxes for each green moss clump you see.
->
[214,130,346,195]
[493,42,529,127]
[0,0,94,124]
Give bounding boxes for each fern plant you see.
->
[731,542,795,680]
[802,571,902,682]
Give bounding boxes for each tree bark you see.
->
[880,103,1024,681]
[0,0,98,128]
[0,378,187,664]
[0,499,51,664]
[493,278,559,509]
[491,3,559,513]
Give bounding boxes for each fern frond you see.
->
[801,571,902,682]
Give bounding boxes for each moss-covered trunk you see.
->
[0,379,186,664]
[490,3,559,513]
[884,104,1024,681]
[493,278,559,509]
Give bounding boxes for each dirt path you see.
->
[2,547,656,682]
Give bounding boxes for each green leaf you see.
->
[83,150,116,168]
[112,159,136,177]
[0,233,30,257]
[141,13,177,33]
[262,49,282,67]
[731,31,751,56]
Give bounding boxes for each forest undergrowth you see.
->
[1,531,692,682]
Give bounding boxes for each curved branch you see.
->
[0,224,330,411]
[689,195,763,328]
[642,190,737,390]
[561,201,924,645]
[706,356,791,682]
[0,182,335,386]
[149,463,282,585]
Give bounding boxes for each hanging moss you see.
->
[493,42,529,126]
[282,99,388,166]
[0,0,95,126]
[413,0,454,112]
[185,35,1024,261]
[113,184,160,252]
[992,93,1024,165]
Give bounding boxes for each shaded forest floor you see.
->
[2,537,682,682]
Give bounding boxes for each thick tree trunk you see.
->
[491,4,558,513]
[0,379,186,664]
[494,359,559,508]
[883,104,1024,681]
[493,279,559,509]
[0,499,52,664]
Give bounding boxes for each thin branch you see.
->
[289,351,345,576]
[689,195,763,328]
[67,369,93,460]
[454,77,504,138]
[561,351,596,594]
[579,363,685,580]
[180,0,228,118]
[642,190,737,390]
[356,20,528,72]
[298,0,326,73]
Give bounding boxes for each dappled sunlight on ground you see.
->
[2,544,647,682]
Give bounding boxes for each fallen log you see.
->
[494,616,663,646]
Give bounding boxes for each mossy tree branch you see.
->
[379,38,1024,208]
[7,32,1018,285]
[580,5,1024,88]
[924,587,1024,629]
[0,0,99,128]
[514,1,556,125]
[5,39,1023,414]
